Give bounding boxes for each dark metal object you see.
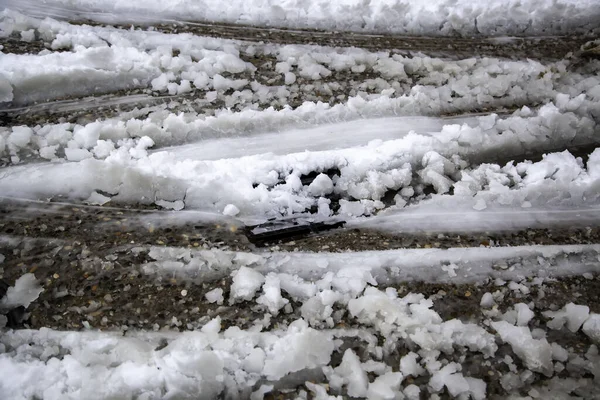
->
[245,219,345,246]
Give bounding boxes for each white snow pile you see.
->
[1,125,599,220]
[4,0,600,36]
[0,272,499,399]
[0,10,257,105]
[2,10,600,111]
[2,248,600,398]
[141,244,600,285]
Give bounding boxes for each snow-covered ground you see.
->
[3,0,600,36]
[1,3,600,400]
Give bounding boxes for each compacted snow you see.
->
[4,0,600,36]
[1,2,600,400]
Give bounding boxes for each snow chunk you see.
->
[403,384,420,400]
[250,385,273,400]
[39,145,59,160]
[9,126,33,149]
[429,363,470,397]
[491,320,553,376]
[543,303,590,332]
[582,314,600,342]
[156,199,185,211]
[244,348,266,374]
[333,349,369,397]
[262,319,334,380]
[223,204,240,216]
[257,274,289,315]
[0,76,13,102]
[229,266,265,303]
[367,372,403,400]
[205,288,224,305]
[551,342,569,362]
[64,148,92,161]
[400,352,425,377]
[514,303,535,326]
[308,173,334,196]
[85,191,112,206]
[473,198,487,211]
[480,292,495,309]
[0,274,43,309]
[338,199,365,217]
[201,316,221,334]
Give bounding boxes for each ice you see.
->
[201,316,222,334]
[582,314,600,342]
[400,352,425,377]
[8,126,33,149]
[306,382,342,399]
[480,292,495,308]
[366,371,403,400]
[205,288,224,305]
[85,191,112,205]
[38,145,59,160]
[0,273,44,309]
[257,274,289,315]
[543,303,590,332]
[491,321,553,376]
[473,198,487,211]
[429,363,470,397]
[308,173,334,197]
[0,76,13,103]
[262,319,334,380]
[403,384,420,399]
[229,267,265,303]
[155,199,185,211]
[250,384,273,400]
[514,303,535,326]
[223,204,240,216]
[551,342,569,362]
[243,348,266,374]
[329,349,369,397]
[64,148,92,161]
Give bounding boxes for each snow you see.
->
[0,274,43,310]
[513,303,535,327]
[143,244,600,286]
[480,292,495,309]
[257,274,289,315]
[329,349,369,397]
[262,319,334,381]
[491,321,554,377]
[582,314,600,342]
[5,0,599,37]
[223,204,240,216]
[229,266,265,303]
[400,352,425,377]
[2,104,599,219]
[205,288,224,305]
[543,303,590,333]
[1,4,600,399]
[84,191,112,205]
